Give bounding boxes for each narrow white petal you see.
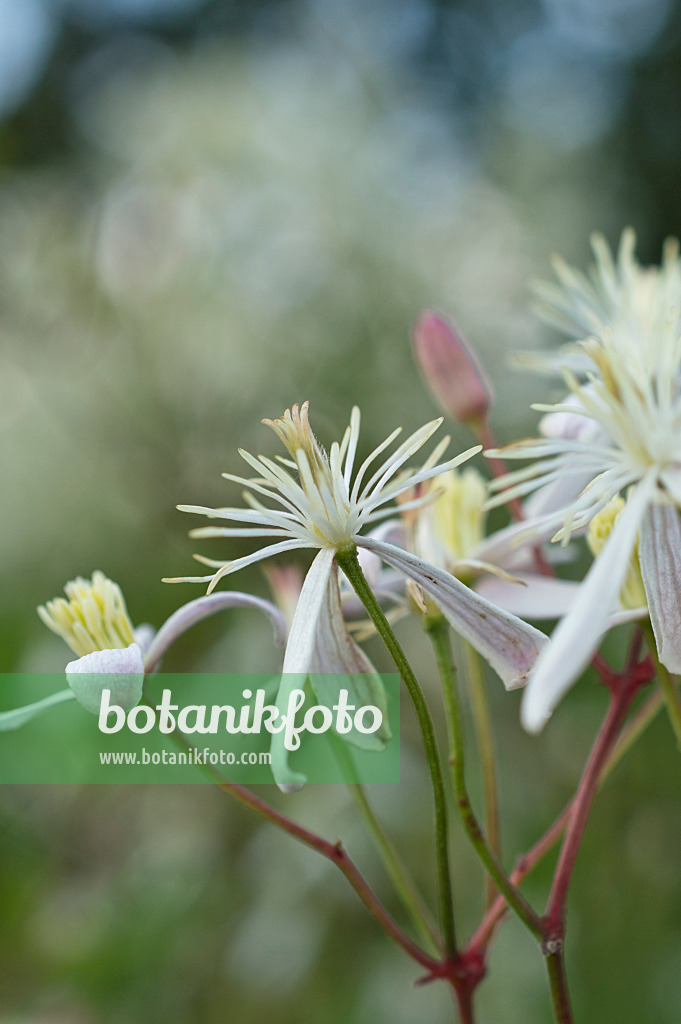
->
[639,501,681,673]
[364,446,481,510]
[271,547,336,791]
[521,473,655,733]
[144,593,287,673]
[188,527,293,539]
[177,505,275,525]
[195,539,316,593]
[607,607,647,628]
[358,537,548,689]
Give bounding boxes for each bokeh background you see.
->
[2,0,681,1021]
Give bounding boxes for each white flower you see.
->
[521,228,681,376]
[487,233,681,732]
[166,402,548,786]
[0,573,286,731]
[347,468,581,621]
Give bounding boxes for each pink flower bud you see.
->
[412,310,493,425]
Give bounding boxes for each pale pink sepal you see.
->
[143,592,287,673]
[412,310,493,424]
[66,642,145,715]
[477,574,647,627]
[475,573,580,620]
[521,474,655,733]
[640,501,681,673]
[357,537,548,689]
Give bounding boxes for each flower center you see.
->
[262,402,353,545]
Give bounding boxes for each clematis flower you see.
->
[486,233,681,732]
[518,228,681,376]
[165,402,548,785]
[341,467,588,627]
[1,572,286,730]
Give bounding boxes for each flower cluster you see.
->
[15,228,680,782]
[485,232,681,729]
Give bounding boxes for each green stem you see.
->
[461,639,501,908]
[643,622,681,749]
[336,545,458,956]
[332,736,441,954]
[349,783,442,954]
[426,614,543,941]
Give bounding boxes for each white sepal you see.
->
[639,500,681,673]
[66,642,145,715]
[521,473,655,733]
[358,537,548,689]
[271,547,335,792]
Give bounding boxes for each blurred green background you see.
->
[2,0,681,1021]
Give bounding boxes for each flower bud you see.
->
[412,310,493,425]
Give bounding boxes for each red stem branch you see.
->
[542,677,640,937]
[466,801,573,953]
[216,780,440,972]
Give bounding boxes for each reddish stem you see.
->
[455,986,476,1024]
[467,635,653,956]
[542,675,641,937]
[216,780,440,972]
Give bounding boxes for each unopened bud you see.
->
[412,310,493,425]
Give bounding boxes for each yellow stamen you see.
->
[37,571,136,657]
[587,496,647,610]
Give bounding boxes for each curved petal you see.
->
[640,501,681,673]
[143,593,287,673]
[521,473,655,733]
[475,573,580,620]
[66,643,145,715]
[272,547,335,791]
[358,537,548,689]
[0,689,76,731]
[471,515,574,572]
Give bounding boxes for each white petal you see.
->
[66,643,145,714]
[143,593,287,673]
[0,689,76,731]
[521,473,655,733]
[607,607,647,628]
[271,547,335,791]
[522,464,596,520]
[475,573,581,620]
[639,501,681,673]
[471,515,569,571]
[309,562,390,751]
[358,537,548,689]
